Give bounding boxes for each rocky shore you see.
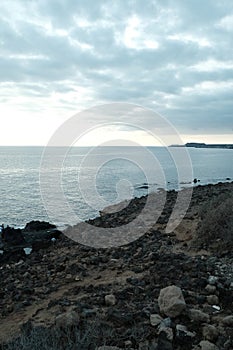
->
[0,182,232,349]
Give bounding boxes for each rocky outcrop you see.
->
[0,221,63,264]
[24,220,56,232]
[1,226,25,246]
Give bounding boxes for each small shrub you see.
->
[1,318,125,350]
[194,193,233,254]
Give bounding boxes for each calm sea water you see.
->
[0,146,232,227]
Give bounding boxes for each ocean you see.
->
[0,146,232,228]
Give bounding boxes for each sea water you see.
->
[0,146,232,227]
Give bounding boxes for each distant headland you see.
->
[170,142,233,149]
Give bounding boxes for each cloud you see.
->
[0,0,233,144]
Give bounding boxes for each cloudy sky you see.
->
[0,0,233,146]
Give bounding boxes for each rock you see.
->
[205,285,217,294]
[221,315,233,326]
[97,347,123,350]
[24,220,56,232]
[150,314,163,327]
[2,226,25,245]
[199,340,219,350]
[124,340,133,348]
[157,329,173,350]
[55,311,80,328]
[202,324,218,341]
[105,294,116,306]
[176,324,196,339]
[189,309,210,323]
[23,272,31,279]
[207,295,219,305]
[158,326,173,341]
[138,340,150,349]
[158,285,186,317]
[208,276,218,286]
[160,317,172,328]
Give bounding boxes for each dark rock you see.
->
[157,330,173,350]
[2,226,25,245]
[24,221,56,232]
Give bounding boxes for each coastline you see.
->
[2,177,233,230]
[0,181,232,349]
[1,180,233,257]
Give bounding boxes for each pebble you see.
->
[105,294,116,306]
[150,314,163,327]
[124,340,133,348]
[208,276,218,286]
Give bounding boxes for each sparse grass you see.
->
[194,192,233,253]
[1,322,104,350]
[0,319,153,350]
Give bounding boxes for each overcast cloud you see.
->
[0,0,233,145]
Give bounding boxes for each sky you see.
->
[0,0,233,146]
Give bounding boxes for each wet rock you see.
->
[158,285,186,317]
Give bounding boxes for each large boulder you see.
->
[158,285,186,317]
